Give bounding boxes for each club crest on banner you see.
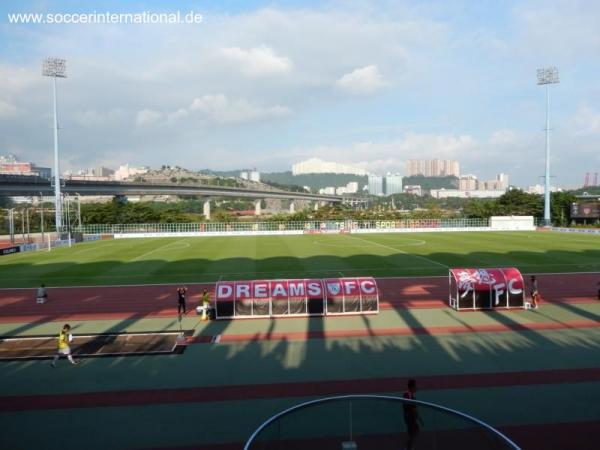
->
[457,269,496,293]
[327,282,341,296]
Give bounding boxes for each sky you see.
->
[0,0,599,187]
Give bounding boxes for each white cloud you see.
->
[570,105,600,135]
[220,45,293,77]
[489,129,519,145]
[73,109,129,127]
[135,109,163,126]
[296,133,476,174]
[167,108,189,123]
[189,94,291,123]
[334,65,386,94]
[0,99,21,118]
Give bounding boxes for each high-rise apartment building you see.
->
[459,174,478,191]
[240,170,260,182]
[480,173,509,191]
[368,175,384,196]
[405,159,460,177]
[384,173,403,195]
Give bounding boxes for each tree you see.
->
[496,190,543,216]
[551,191,577,226]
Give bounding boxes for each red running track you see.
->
[0,273,598,324]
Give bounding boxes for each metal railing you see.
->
[75,218,491,234]
[245,395,520,450]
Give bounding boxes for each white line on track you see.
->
[347,234,449,269]
[2,332,180,341]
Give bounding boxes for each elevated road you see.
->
[0,175,342,202]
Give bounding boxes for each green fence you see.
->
[75,218,491,234]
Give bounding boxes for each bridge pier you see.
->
[254,199,262,216]
[314,202,319,211]
[203,199,211,220]
[289,201,295,214]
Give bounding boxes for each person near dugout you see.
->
[176,286,187,315]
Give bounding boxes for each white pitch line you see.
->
[129,239,189,262]
[347,234,449,269]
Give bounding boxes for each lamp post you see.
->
[42,57,67,232]
[536,66,559,226]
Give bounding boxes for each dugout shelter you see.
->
[215,277,379,319]
[449,267,525,311]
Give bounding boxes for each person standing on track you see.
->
[177,286,188,315]
[403,379,423,450]
[51,324,79,367]
[530,275,540,309]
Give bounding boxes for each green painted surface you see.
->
[2,302,598,339]
[2,326,599,397]
[1,382,600,450]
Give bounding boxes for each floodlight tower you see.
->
[536,66,559,226]
[42,57,67,232]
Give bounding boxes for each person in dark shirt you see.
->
[403,379,423,450]
[530,276,539,309]
[176,286,187,315]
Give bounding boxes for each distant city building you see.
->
[345,181,359,194]
[430,189,505,199]
[404,185,422,196]
[249,170,260,182]
[480,173,509,191]
[0,154,51,178]
[95,166,115,178]
[292,158,369,176]
[384,173,403,195]
[368,175,384,196]
[459,174,478,191]
[526,184,561,194]
[114,164,149,181]
[335,186,347,195]
[34,166,52,179]
[406,159,460,177]
[240,170,260,182]
[319,186,336,195]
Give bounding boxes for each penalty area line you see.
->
[347,235,449,269]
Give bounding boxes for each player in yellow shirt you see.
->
[51,324,80,367]
[201,289,211,320]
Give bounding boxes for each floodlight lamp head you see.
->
[42,57,67,78]
[537,66,559,85]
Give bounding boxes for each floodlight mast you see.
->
[536,66,559,226]
[42,58,67,232]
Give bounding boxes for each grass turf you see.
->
[0,231,598,288]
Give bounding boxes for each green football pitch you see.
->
[0,230,598,287]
